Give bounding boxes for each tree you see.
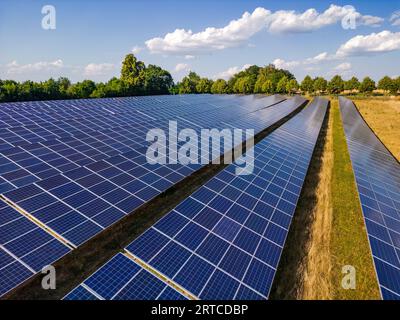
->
[261,80,274,94]
[378,76,395,95]
[254,74,267,93]
[300,75,314,94]
[211,79,228,94]
[359,77,376,94]
[67,80,96,98]
[233,77,253,94]
[196,78,213,93]
[328,75,344,94]
[178,71,201,94]
[144,65,173,95]
[276,76,288,93]
[286,79,299,95]
[120,53,146,93]
[344,76,360,92]
[313,77,327,93]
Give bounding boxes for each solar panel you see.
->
[65,97,328,300]
[63,253,187,300]
[0,199,71,296]
[339,96,400,300]
[1,94,308,297]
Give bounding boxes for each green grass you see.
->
[330,99,381,300]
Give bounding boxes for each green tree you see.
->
[0,80,19,101]
[328,75,344,94]
[359,77,376,94]
[144,65,173,95]
[313,77,327,93]
[261,80,274,94]
[211,79,228,94]
[378,76,395,94]
[286,79,299,95]
[120,53,146,93]
[178,71,201,94]
[196,78,213,93]
[276,76,288,93]
[254,74,267,93]
[300,75,314,94]
[68,80,96,98]
[344,76,360,92]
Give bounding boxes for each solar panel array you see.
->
[65,97,328,300]
[0,94,309,297]
[339,96,400,300]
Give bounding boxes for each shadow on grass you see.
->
[269,102,331,300]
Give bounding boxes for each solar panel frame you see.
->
[339,96,400,300]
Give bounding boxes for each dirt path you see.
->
[301,106,334,299]
[270,103,332,299]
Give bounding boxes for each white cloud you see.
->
[390,11,400,26]
[131,46,143,54]
[273,52,333,70]
[273,30,400,74]
[214,64,252,80]
[336,30,400,57]
[266,5,382,34]
[6,59,64,74]
[174,63,190,72]
[83,63,114,76]
[146,8,270,54]
[334,62,352,71]
[145,5,382,55]
[184,55,195,60]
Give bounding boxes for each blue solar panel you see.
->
[63,253,187,300]
[0,199,70,296]
[65,97,328,300]
[340,96,400,300]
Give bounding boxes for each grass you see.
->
[270,100,332,299]
[329,99,380,299]
[271,97,381,300]
[352,97,400,161]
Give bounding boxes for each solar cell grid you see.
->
[1,94,306,297]
[339,96,400,300]
[65,97,328,300]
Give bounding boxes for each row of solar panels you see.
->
[1,94,308,297]
[339,97,400,300]
[64,97,329,300]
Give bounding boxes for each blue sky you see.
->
[0,0,399,83]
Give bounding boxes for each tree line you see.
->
[1,54,400,102]
[0,54,173,102]
[175,68,400,96]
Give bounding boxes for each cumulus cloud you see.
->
[146,8,270,54]
[174,63,190,72]
[83,63,114,76]
[273,52,333,70]
[214,64,252,80]
[334,62,352,71]
[6,59,64,74]
[266,5,382,34]
[336,30,400,57]
[390,11,400,26]
[131,46,143,54]
[274,30,400,74]
[145,5,383,55]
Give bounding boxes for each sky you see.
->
[0,0,399,83]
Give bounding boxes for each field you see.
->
[271,97,394,300]
[352,97,400,161]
